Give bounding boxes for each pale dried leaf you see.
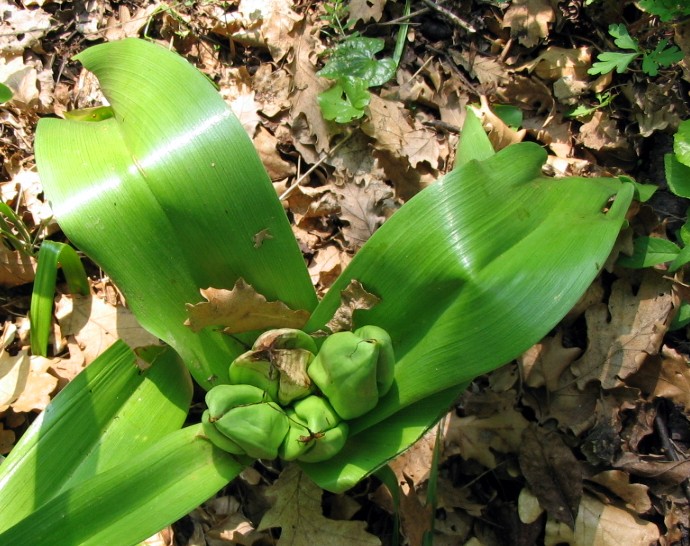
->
[0,4,52,53]
[0,345,30,412]
[518,487,544,524]
[185,278,310,334]
[579,111,629,153]
[586,470,652,514]
[289,22,336,153]
[445,405,529,468]
[519,332,582,390]
[253,65,292,118]
[0,246,35,287]
[502,0,555,48]
[348,0,386,23]
[363,95,441,168]
[254,125,295,181]
[10,355,58,413]
[326,279,380,333]
[103,4,159,41]
[469,97,526,151]
[308,245,351,290]
[571,272,674,389]
[258,465,381,545]
[570,494,659,546]
[625,346,690,411]
[56,294,161,364]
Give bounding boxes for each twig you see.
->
[654,406,690,501]
[278,132,355,202]
[420,0,477,34]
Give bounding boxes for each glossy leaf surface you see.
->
[35,39,317,389]
[0,341,192,533]
[0,424,243,546]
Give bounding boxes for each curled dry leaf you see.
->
[519,331,582,391]
[0,246,35,288]
[325,279,380,333]
[185,278,310,334]
[586,470,652,514]
[625,345,690,411]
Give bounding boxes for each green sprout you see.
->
[588,23,683,77]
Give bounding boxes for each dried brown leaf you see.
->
[502,0,555,47]
[334,178,394,249]
[254,125,295,181]
[326,279,380,333]
[586,470,652,514]
[308,245,351,291]
[445,403,529,468]
[625,346,690,411]
[185,278,310,334]
[258,465,381,546]
[56,294,161,365]
[571,272,674,389]
[9,355,58,413]
[519,332,582,390]
[0,422,15,455]
[0,246,35,287]
[519,425,582,528]
[348,0,386,23]
[363,95,441,168]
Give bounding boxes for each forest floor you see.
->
[1,0,690,545]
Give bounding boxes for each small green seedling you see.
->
[567,91,615,119]
[588,24,683,77]
[317,36,397,123]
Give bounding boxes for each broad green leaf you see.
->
[318,79,370,123]
[639,0,690,21]
[0,341,192,533]
[665,153,690,198]
[0,82,12,104]
[617,236,680,268]
[493,104,523,129]
[0,425,243,546]
[302,143,633,490]
[318,37,397,87]
[30,240,89,356]
[35,39,317,389]
[456,108,494,166]
[674,119,690,167]
[668,243,690,272]
[670,301,690,330]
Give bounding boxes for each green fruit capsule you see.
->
[204,384,289,459]
[297,422,349,463]
[292,395,341,432]
[228,351,279,401]
[279,409,312,461]
[307,331,380,420]
[354,325,395,397]
[201,410,245,455]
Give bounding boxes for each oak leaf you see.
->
[503,0,555,48]
[333,178,394,249]
[326,279,380,333]
[258,465,380,545]
[571,272,674,389]
[185,278,310,334]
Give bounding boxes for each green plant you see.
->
[317,36,398,123]
[618,119,690,327]
[567,91,615,118]
[638,0,690,21]
[588,23,684,76]
[0,82,11,104]
[0,39,633,545]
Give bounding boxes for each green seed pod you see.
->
[354,325,395,397]
[279,409,312,461]
[201,410,245,455]
[297,422,349,463]
[205,384,289,459]
[307,331,380,419]
[228,351,279,401]
[279,396,349,462]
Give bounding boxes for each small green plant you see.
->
[567,91,615,118]
[317,36,397,123]
[0,39,633,545]
[588,23,683,77]
[618,119,690,329]
[638,0,690,21]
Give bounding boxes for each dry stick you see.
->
[654,409,690,501]
[278,132,355,202]
[420,0,477,34]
